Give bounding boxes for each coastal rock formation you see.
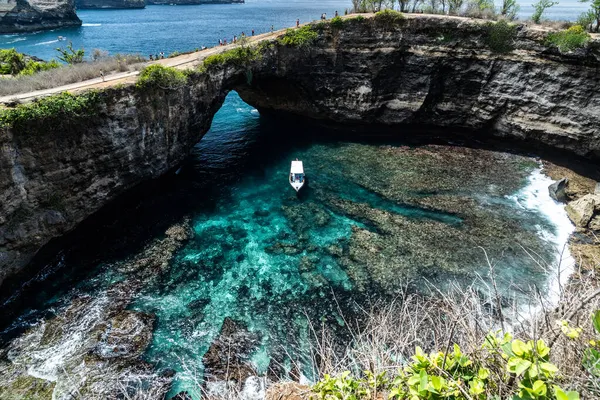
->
[146,0,243,5]
[2,14,600,293]
[76,0,144,9]
[0,0,80,33]
[566,194,600,229]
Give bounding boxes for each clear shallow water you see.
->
[0,92,574,397]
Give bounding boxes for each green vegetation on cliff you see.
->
[485,20,517,53]
[201,40,265,71]
[373,9,405,26]
[278,25,319,47]
[546,25,591,52]
[0,91,101,132]
[136,64,188,90]
[0,49,60,76]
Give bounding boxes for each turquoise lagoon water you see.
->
[0,92,575,396]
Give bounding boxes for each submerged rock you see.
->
[549,178,569,203]
[202,318,260,384]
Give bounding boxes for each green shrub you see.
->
[546,25,590,52]
[18,60,60,76]
[373,9,405,26]
[485,20,517,53]
[136,64,188,90]
[0,91,101,132]
[55,42,85,65]
[0,49,25,75]
[330,16,345,29]
[278,25,319,47]
[201,43,263,71]
[313,332,581,400]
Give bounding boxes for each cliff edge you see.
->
[0,0,81,33]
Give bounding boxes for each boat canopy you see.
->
[291,160,304,174]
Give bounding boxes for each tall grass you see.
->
[0,55,146,97]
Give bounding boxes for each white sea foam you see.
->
[34,39,59,46]
[6,37,26,44]
[82,23,102,27]
[506,166,575,306]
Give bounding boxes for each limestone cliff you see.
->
[76,0,144,9]
[146,0,242,5]
[0,0,81,33]
[1,14,600,292]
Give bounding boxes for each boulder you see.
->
[566,194,600,228]
[548,178,569,203]
[589,216,600,231]
[265,382,312,400]
[202,318,260,384]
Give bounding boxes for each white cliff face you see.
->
[0,0,80,33]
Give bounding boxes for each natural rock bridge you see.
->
[1,13,600,291]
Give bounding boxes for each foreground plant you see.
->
[546,25,590,52]
[312,331,583,400]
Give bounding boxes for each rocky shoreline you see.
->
[0,0,81,34]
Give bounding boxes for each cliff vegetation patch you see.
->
[373,8,406,27]
[201,40,264,71]
[0,49,59,76]
[136,64,188,90]
[278,25,319,47]
[485,20,517,53]
[546,25,591,53]
[0,91,102,132]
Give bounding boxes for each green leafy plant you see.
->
[56,42,85,64]
[583,310,600,377]
[330,16,345,29]
[0,49,25,75]
[546,25,590,52]
[136,64,188,90]
[278,25,319,47]
[531,0,559,24]
[202,41,262,71]
[312,332,580,400]
[373,9,405,26]
[485,20,518,53]
[0,91,101,132]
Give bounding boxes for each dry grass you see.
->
[0,55,147,97]
[305,248,600,399]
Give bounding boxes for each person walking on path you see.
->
[335,10,338,17]
[271,24,274,32]
[100,70,105,82]
[296,19,300,28]
[252,29,255,36]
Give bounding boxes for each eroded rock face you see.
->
[2,14,600,295]
[0,0,80,33]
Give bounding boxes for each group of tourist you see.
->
[148,52,165,61]
[218,29,258,46]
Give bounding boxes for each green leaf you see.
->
[593,310,600,335]
[554,386,580,400]
[540,362,558,375]
[511,339,531,357]
[507,357,532,376]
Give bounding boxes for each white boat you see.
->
[289,159,306,192]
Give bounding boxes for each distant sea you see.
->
[0,0,591,61]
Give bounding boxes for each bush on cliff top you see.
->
[373,9,405,26]
[201,41,263,71]
[546,25,590,52]
[0,49,60,76]
[485,19,517,53]
[278,25,319,48]
[136,64,188,90]
[0,91,101,132]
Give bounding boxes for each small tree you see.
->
[448,0,464,13]
[531,0,558,23]
[56,42,85,64]
[501,0,520,20]
[580,0,600,32]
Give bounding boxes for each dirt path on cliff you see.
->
[0,28,289,105]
